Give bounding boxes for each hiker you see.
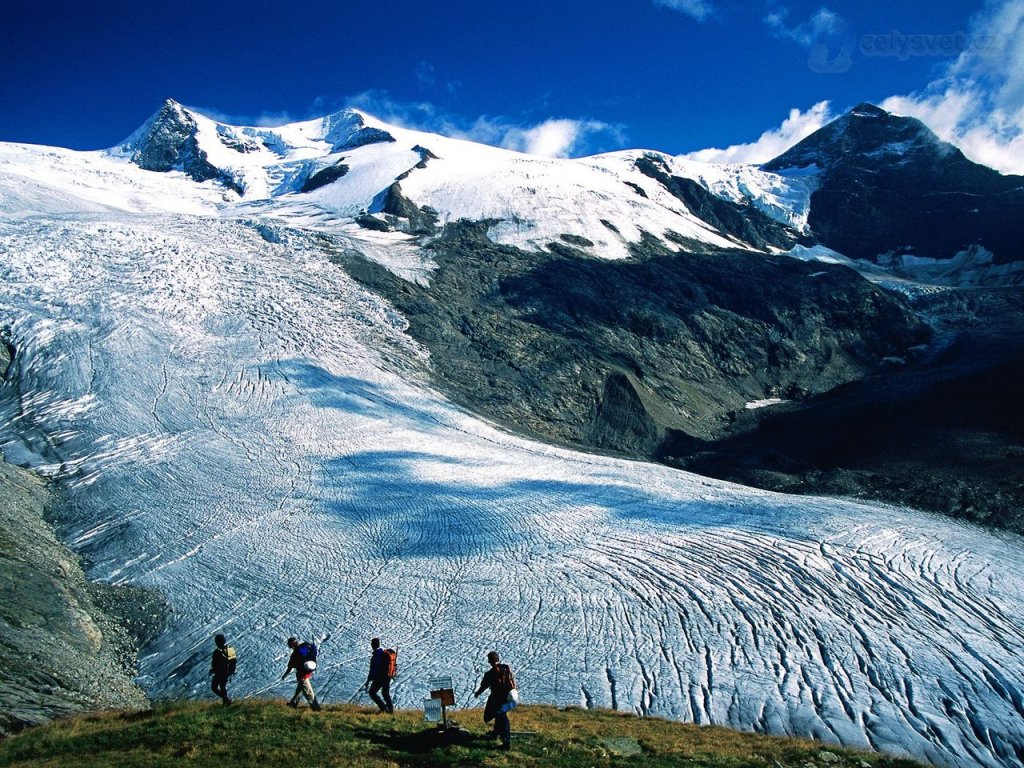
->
[209,633,237,706]
[281,636,321,711]
[363,637,394,713]
[473,650,517,750]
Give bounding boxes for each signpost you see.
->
[425,675,457,730]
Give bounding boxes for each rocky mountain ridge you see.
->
[342,221,928,457]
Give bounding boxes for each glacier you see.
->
[1,110,1023,768]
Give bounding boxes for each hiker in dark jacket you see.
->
[363,637,394,713]
[473,650,517,750]
[209,633,236,706]
[281,636,321,711]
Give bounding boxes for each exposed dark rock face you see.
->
[128,100,243,194]
[0,459,161,734]
[764,103,1024,264]
[321,110,395,152]
[624,181,648,198]
[341,221,928,458]
[354,213,393,232]
[300,161,350,193]
[588,372,661,455]
[677,286,1024,532]
[560,234,594,248]
[637,156,802,251]
[216,125,262,154]
[365,183,439,235]
[396,145,440,182]
[0,334,12,379]
[412,145,438,168]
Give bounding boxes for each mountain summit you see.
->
[122,99,241,192]
[764,102,1024,265]
[764,102,953,171]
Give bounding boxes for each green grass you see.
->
[0,700,925,768]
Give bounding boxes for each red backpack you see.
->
[383,648,398,678]
[494,663,516,692]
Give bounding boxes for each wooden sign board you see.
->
[430,688,456,706]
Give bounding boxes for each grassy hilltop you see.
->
[0,700,925,768]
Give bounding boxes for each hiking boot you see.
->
[222,696,232,706]
[501,741,511,751]
[286,701,298,708]
[311,698,321,712]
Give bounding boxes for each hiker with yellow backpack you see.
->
[209,634,237,706]
[364,637,397,713]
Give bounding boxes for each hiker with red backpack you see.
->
[363,637,396,713]
[473,650,517,750]
[281,636,321,711]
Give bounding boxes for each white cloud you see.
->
[415,60,437,89]
[497,118,616,158]
[345,91,625,159]
[185,106,300,128]
[764,7,842,47]
[764,6,853,73]
[652,0,713,21]
[880,0,1024,174]
[681,101,834,164]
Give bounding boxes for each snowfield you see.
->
[1,111,1023,767]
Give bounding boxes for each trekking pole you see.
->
[347,684,365,704]
[242,674,292,700]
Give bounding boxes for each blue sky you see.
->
[1,0,1021,170]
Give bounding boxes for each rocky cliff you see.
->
[0,458,163,733]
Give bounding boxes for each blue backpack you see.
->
[298,641,318,671]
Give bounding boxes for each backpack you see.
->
[383,648,398,679]
[213,646,237,676]
[298,641,318,671]
[494,663,516,692]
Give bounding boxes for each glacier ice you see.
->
[1,210,1023,768]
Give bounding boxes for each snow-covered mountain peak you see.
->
[317,109,395,152]
[93,99,779,258]
[763,102,952,172]
[113,101,400,198]
[848,101,889,118]
[117,98,245,193]
[7,98,1017,270]
[118,98,191,145]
